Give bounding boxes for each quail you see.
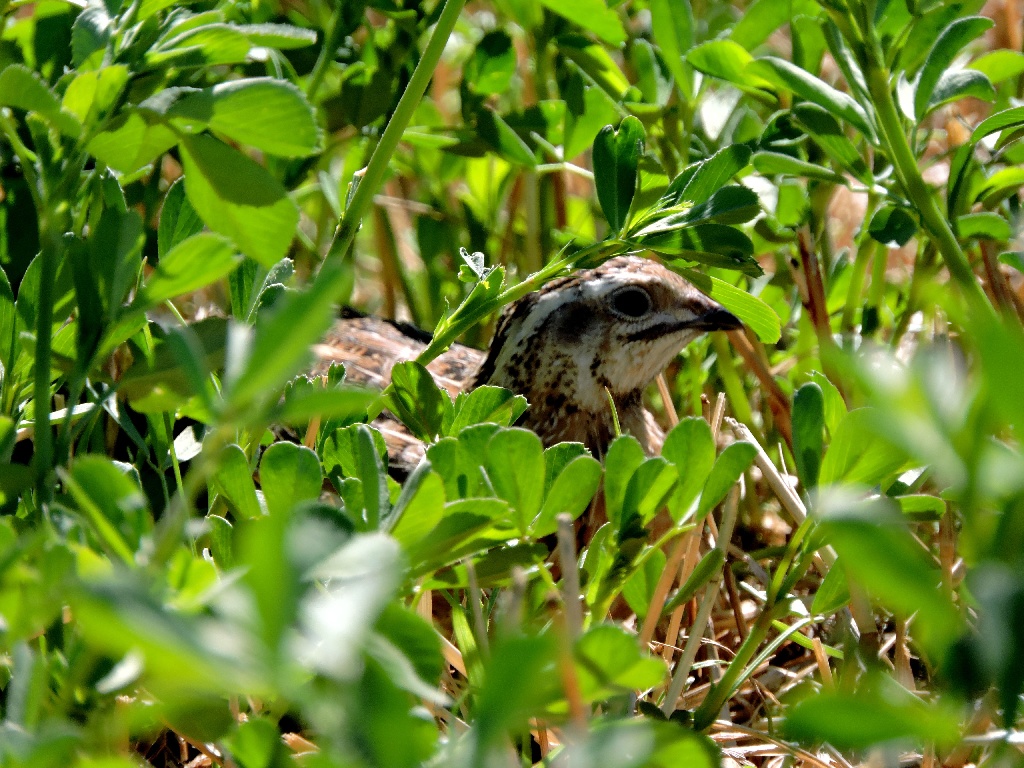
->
[314,255,741,471]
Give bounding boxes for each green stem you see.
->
[305,4,349,103]
[319,0,467,273]
[31,211,66,499]
[841,194,880,332]
[164,411,184,495]
[863,64,991,312]
[690,599,791,730]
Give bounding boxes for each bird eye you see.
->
[611,287,653,318]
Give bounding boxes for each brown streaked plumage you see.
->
[314,256,741,470]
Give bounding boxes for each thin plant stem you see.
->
[661,487,741,716]
[860,53,992,313]
[320,0,467,273]
[557,513,583,641]
[306,4,348,103]
[842,195,881,332]
[30,213,65,498]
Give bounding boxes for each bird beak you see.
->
[689,307,742,332]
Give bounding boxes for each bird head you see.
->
[474,256,742,415]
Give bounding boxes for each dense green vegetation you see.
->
[1,0,1023,765]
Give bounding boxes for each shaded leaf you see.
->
[792,383,824,489]
[593,117,645,234]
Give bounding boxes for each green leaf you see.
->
[473,634,558,755]
[696,442,756,519]
[731,0,819,51]
[819,408,910,487]
[390,464,447,545]
[894,494,945,522]
[1000,251,1024,273]
[61,66,129,128]
[806,371,846,436]
[224,260,344,412]
[784,674,961,749]
[957,211,1012,242]
[224,718,283,768]
[641,225,762,277]
[661,417,716,523]
[817,490,961,656]
[563,66,622,158]
[792,383,824,489]
[61,457,149,564]
[752,151,849,185]
[300,533,402,677]
[179,133,299,268]
[73,579,248,695]
[236,23,318,50]
[87,110,179,175]
[374,601,445,694]
[0,64,81,137]
[157,178,204,259]
[539,0,626,46]
[349,424,390,530]
[593,117,645,234]
[0,265,17,379]
[119,318,227,409]
[948,106,1024,215]
[165,78,322,158]
[146,25,253,69]
[137,0,195,20]
[924,69,994,117]
[664,145,752,206]
[619,457,677,535]
[893,3,964,76]
[386,361,449,442]
[444,385,529,435]
[554,720,720,766]
[486,428,545,531]
[71,5,111,67]
[678,268,781,344]
[751,57,874,138]
[465,31,516,95]
[686,40,774,91]
[602,435,646,527]
[533,454,602,537]
[970,50,1024,84]
[810,558,849,615]
[574,625,666,697]
[321,424,388,482]
[977,167,1024,207]
[913,17,993,121]
[404,498,514,572]
[635,186,760,236]
[649,0,694,98]
[622,546,666,618]
[821,19,870,104]
[212,444,262,520]
[258,442,322,519]
[421,266,505,362]
[868,205,918,247]
[276,386,376,425]
[558,35,631,100]
[631,38,672,107]
[133,233,241,310]
[792,103,870,182]
[476,107,536,166]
